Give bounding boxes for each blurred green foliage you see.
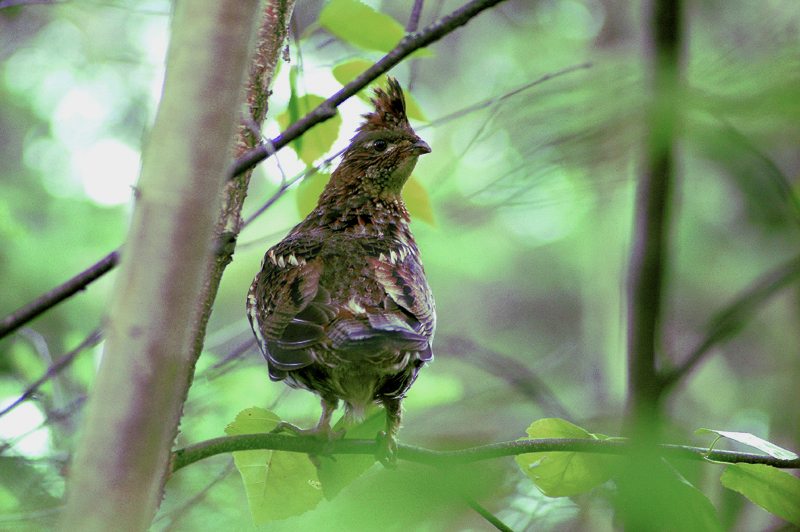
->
[1,0,799,530]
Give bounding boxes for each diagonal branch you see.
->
[230,0,511,177]
[0,329,103,419]
[0,251,119,340]
[460,493,515,532]
[662,253,800,390]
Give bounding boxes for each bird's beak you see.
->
[410,139,431,155]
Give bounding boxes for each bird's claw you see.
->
[376,431,399,469]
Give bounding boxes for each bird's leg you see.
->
[272,396,345,440]
[377,397,402,468]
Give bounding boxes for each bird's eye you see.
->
[373,139,388,152]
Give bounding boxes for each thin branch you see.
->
[242,64,591,229]
[156,460,235,532]
[440,336,573,420]
[0,329,102,419]
[0,251,119,340]
[719,119,800,228]
[460,493,515,532]
[170,435,800,473]
[241,164,320,228]
[422,63,592,130]
[407,0,425,32]
[230,0,512,178]
[662,253,800,389]
[0,0,60,7]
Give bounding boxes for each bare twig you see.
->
[663,253,800,390]
[440,336,573,420]
[0,251,119,341]
[231,0,512,177]
[719,120,800,228]
[407,0,425,32]
[170,434,800,473]
[157,461,235,532]
[423,63,592,130]
[0,329,103,419]
[460,493,515,532]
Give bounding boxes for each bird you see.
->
[247,77,435,466]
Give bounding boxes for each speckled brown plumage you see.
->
[247,78,435,465]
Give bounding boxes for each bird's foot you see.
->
[375,431,399,469]
[271,421,345,440]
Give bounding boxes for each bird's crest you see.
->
[356,77,415,136]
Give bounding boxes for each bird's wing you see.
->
[247,235,329,377]
[365,238,436,348]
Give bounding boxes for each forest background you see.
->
[1,0,799,531]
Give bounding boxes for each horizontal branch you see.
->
[170,434,800,474]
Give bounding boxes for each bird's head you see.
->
[326,77,430,202]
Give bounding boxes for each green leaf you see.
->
[331,58,374,87]
[721,463,800,525]
[277,93,342,165]
[296,172,330,219]
[696,428,799,460]
[620,459,724,532]
[669,472,726,532]
[403,175,435,226]
[331,60,429,122]
[320,0,404,53]
[316,406,386,499]
[514,418,622,497]
[225,408,323,524]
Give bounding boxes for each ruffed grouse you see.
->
[247,78,435,465]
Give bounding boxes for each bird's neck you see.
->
[309,191,410,232]
[308,170,411,231]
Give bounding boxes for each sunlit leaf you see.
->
[331,58,373,88]
[403,175,435,226]
[277,94,342,165]
[316,406,386,499]
[696,428,799,460]
[331,59,429,122]
[721,463,800,525]
[225,407,323,523]
[296,172,330,219]
[319,0,403,53]
[515,418,622,497]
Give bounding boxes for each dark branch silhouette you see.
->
[663,253,800,390]
[440,336,573,421]
[230,0,511,177]
[0,252,118,341]
[407,0,425,32]
[0,329,103,419]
